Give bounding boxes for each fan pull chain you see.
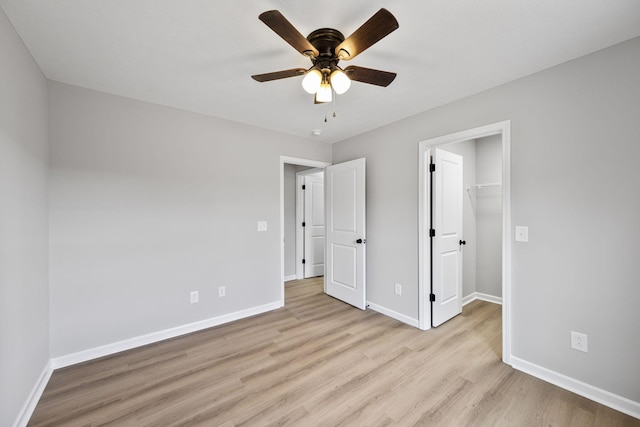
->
[322,92,336,124]
[332,91,337,118]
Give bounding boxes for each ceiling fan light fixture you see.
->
[302,69,322,94]
[330,69,351,95]
[316,80,332,103]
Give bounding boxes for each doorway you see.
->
[280,156,367,310]
[418,121,512,365]
[280,157,331,304]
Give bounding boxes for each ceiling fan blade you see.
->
[251,68,307,82]
[259,10,319,58]
[344,66,396,87]
[335,8,399,61]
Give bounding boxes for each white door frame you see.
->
[280,157,331,305]
[418,121,512,365]
[295,168,325,280]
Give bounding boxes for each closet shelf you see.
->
[466,182,501,191]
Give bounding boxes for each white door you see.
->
[325,158,366,309]
[304,173,325,278]
[432,148,464,326]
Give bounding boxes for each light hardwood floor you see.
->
[29,277,639,426]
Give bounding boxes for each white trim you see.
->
[51,301,281,369]
[280,156,331,305]
[12,360,53,427]
[367,302,420,328]
[417,146,431,330]
[284,274,297,282]
[462,292,502,306]
[501,122,512,365]
[511,356,640,420]
[418,121,512,365]
[295,174,305,280]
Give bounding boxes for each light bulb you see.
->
[316,81,332,103]
[302,69,322,94]
[330,69,351,95]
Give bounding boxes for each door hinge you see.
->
[302,222,306,227]
[429,229,435,237]
[302,185,306,190]
[302,259,306,264]
[429,164,435,173]
[430,293,436,302]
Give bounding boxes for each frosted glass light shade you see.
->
[330,69,351,94]
[316,82,332,103]
[302,69,322,94]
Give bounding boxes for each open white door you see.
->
[325,158,366,309]
[432,148,464,326]
[303,173,325,278]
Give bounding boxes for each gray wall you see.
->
[475,135,502,297]
[0,9,50,427]
[333,37,640,402]
[48,81,331,357]
[283,164,298,278]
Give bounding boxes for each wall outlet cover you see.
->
[190,291,199,304]
[571,331,588,353]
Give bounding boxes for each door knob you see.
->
[459,240,466,246]
[356,238,366,244]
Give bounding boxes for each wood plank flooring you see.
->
[29,277,639,426]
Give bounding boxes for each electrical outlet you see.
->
[515,226,529,242]
[218,286,226,297]
[394,283,402,296]
[190,291,199,304]
[571,331,588,353]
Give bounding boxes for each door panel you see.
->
[331,244,357,287]
[432,149,463,327]
[304,174,325,278]
[439,251,460,302]
[325,158,366,309]
[330,170,357,232]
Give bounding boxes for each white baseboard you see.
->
[51,300,282,369]
[13,360,53,427]
[511,356,640,420]
[463,292,502,306]
[283,275,297,282]
[367,302,420,328]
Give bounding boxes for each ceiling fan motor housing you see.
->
[306,28,345,71]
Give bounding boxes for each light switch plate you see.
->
[257,221,268,232]
[515,226,528,242]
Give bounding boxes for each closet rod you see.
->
[466,182,501,191]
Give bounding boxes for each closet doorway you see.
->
[418,121,512,365]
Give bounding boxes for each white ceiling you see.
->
[2,1,640,143]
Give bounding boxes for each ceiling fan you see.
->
[251,8,399,103]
